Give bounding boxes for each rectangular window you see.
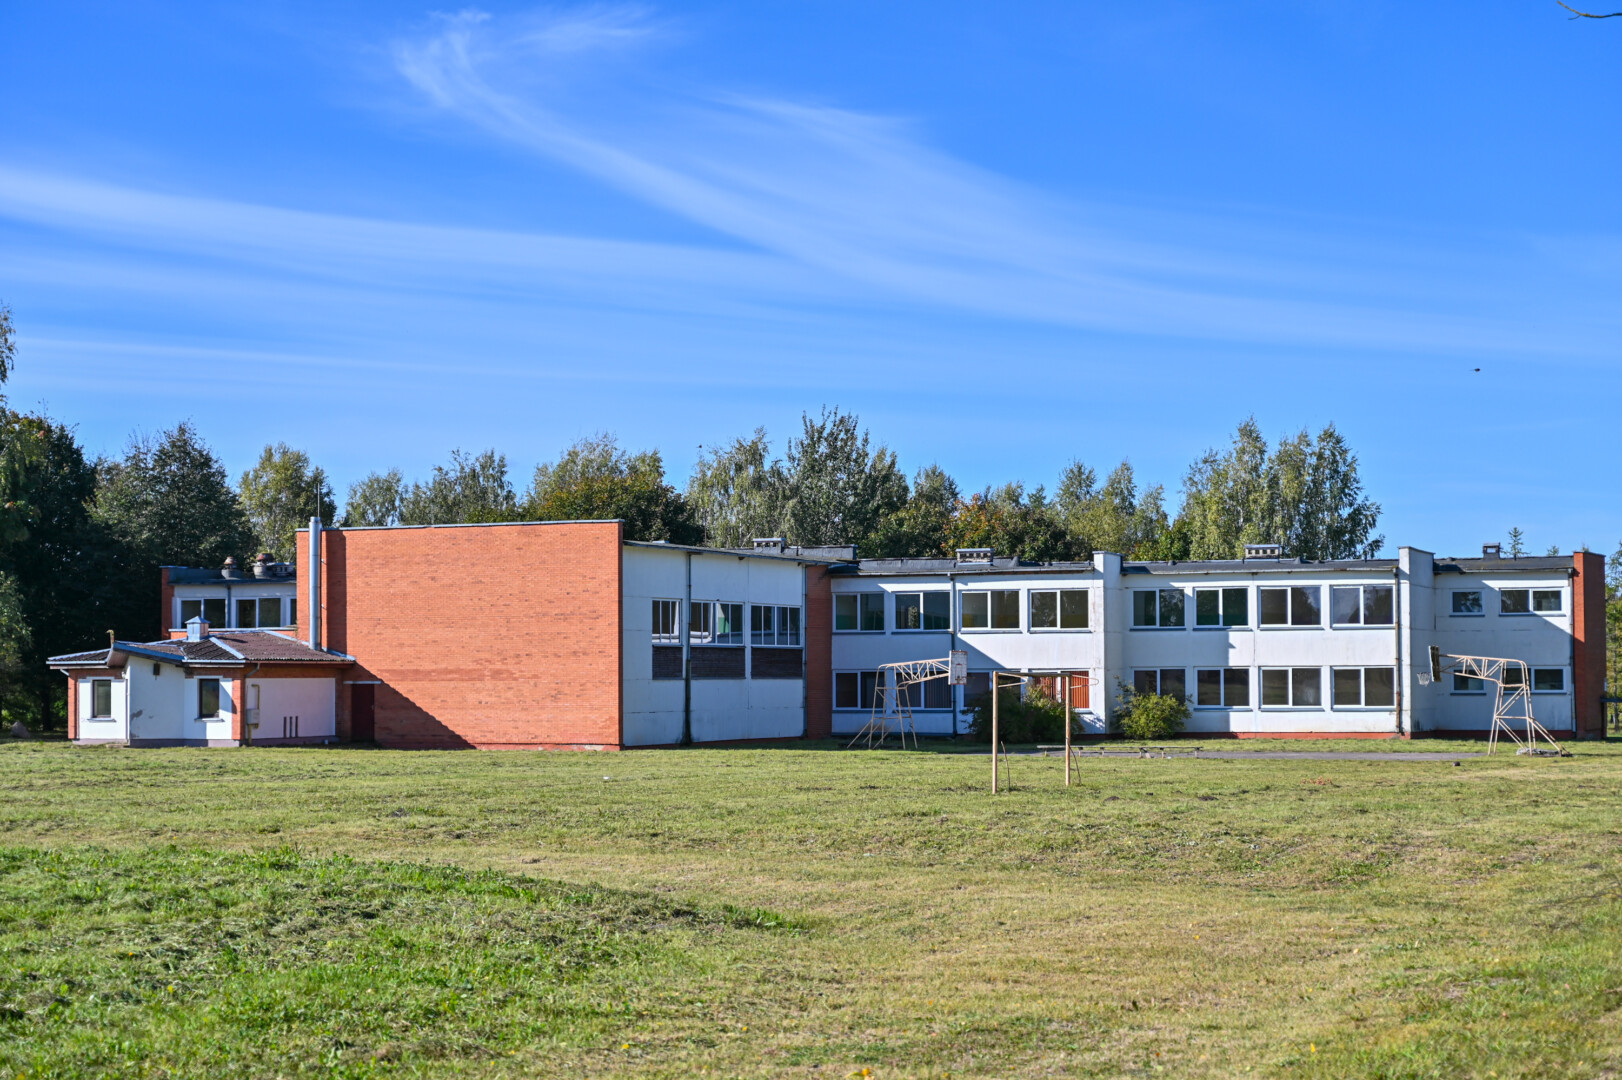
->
[1500,589,1530,615]
[834,672,858,709]
[258,597,283,627]
[1259,586,1322,627]
[1260,667,1322,707]
[895,592,950,631]
[178,599,201,628]
[1195,587,1248,628]
[1132,589,1185,628]
[1332,667,1396,708]
[1533,668,1565,692]
[1532,589,1562,613]
[289,598,296,626]
[1452,673,1485,694]
[1330,585,1394,626]
[652,599,680,644]
[961,590,1019,630]
[715,602,744,645]
[899,677,954,710]
[1030,589,1089,630]
[860,593,885,632]
[861,671,879,708]
[688,601,712,644]
[1452,590,1483,615]
[964,671,991,703]
[198,678,221,718]
[751,605,802,646]
[203,597,226,626]
[837,593,885,631]
[235,598,257,629]
[1133,668,1186,700]
[1195,668,1249,708]
[91,679,113,718]
[779,606,801,646]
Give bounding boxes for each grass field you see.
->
[3,738,1621,1078]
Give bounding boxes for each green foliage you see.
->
[92,423,257,571]
[398,449,518,525]
[1056,460,1171,559]
[1115,690,1190,741]
[867,464,959,558]
[1507,526,1526,558]
[1180,418,1382,561]
[0,301,13,386]
[779,407,909,551]
[946,482,1076,562]
[965,681,1068,744]
[524,433,702,543]
[341,469,404,527]
[686,428,783,547]
[237,443,336,560]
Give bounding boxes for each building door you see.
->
[351,684,375,742]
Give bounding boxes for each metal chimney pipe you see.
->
[308,516,322,650]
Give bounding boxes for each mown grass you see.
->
[3,738,1622,1077]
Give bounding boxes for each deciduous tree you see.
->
[238,444,336,560]
[398,450,518,525]
[523,434,701,543]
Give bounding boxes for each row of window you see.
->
[1134,584,1395,630]
[1453,668,1565,694]
[84,677,225,720]
[651,600,803,647]
[1450,588,1562,616]
[837,589,1089,633]
[175,597,294,631]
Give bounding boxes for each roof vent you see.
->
[752,537,785,552]
[253,552,272,578]
[1482,542,1501,559]
[955,547,994,565]
[185,616,210,642]
[1243,543,1284,560]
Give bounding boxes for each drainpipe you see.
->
[682,551,693,746]
[308,517,322,651]
[948,570,960,737]
[800,563,809,738]
[1393,565,1404,737]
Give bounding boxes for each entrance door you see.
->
[351,684,375,742]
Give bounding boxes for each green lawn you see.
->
[3,738,1621,1078]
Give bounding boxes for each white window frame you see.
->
[652,599,681,644]
[1450,589,1484,617]
[197,677,223,719]
[833,670,881,710]
[90,678,114,719]
[1451,673,1486,695]
[1193,587,1249,630]
[1531,668,1566,694]
[960,589,1020,632]
[834,592,886,633]
[1131,668,1187,700]
[1259,667,1324,709]
[688,600,713,645]
[751,604,802,647]
[1029,589,1089,632]
[893,591,952,633]
[177,595,228,630]
[1330,667,1397,709]
[1193,668,1250,709]
[1258,586,1323,629]
[1329,584,1394,628]
[1499,588,1563,616]
[713,601,745,646]
[1130,588,1185,630]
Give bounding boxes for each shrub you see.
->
[1115,691,1189,741]
[966,682,1068,744]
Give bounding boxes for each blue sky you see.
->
[2,2,1618,555]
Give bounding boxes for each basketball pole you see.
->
[1063,672,1072,787]
[991,673,1000,794]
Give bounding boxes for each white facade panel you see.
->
[253,677,335,741]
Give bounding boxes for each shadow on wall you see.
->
[373,682,477,750]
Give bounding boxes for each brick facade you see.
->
[803,563,832,739]
[1573,551,1606,738]
[296,521,624,750]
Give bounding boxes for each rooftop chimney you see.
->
[1482,543,1501,559]
[1243,543,1284,560]
[185,615,209,642]
[222,555,239,580]
[751,537,785,553]
[955,547,994,565]
[253,552,271,578]
[308,517,322,650]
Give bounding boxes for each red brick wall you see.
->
[159,568,173,636]
[296,522,624,750]
[1573,551,1606,737]
[66,675,78,740]
[803,564,832,739]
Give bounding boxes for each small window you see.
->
[1132,588,1185,629]
[1532,589,1562,613]
[751,605,802,646]
[836,593,885,632]
[689,601,713,644]
[1452,673,1485,694]
[1533,668,1565,692]
[1195,668,1249,708]
[1030,589,1089,630]
[91,679,113,718]
[258,597,283,627]
[652,599,680,644]
[1331,585,1394,627]
[895,592,950,631]
[1451,590,1483,615]
[1133,668,1186,700]
[1500,589,1530,615]
[715,602,744,645]
[1195,587,1248,628]
[289,598,296,626]
[836,670,880,708]
[198,678,222,718]
[963,671,991,702]
[178,599,202,629]
[203,597,226,626]
[1259,586,1322,627]
[236,598,258,629]
[898,677,954,710]
[960,591,989,629]
[860,594,884,632]
[962,590,1019,630]
[1332,667,1396,708]
[1260,667,1322,707]
[778,606,801,646]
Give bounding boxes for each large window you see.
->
[1259,586,1322,627]
[897,677,953,710]
[714,602,744,645]
[895,592,951,631]
[1332,667,1396,708]
[961,590,1019,630]
[689,601,712,644]
[835,593,885,632]
[198,678,222,719]
[751,605,802,646]
[1133,668,1186,700]
[236,597,285,629]
[1452,673,1485,694]
[1132,589,1185,629]
[1330,585,1394,627]
[1500,588,1562,615]
[1030,589,1088,630]
[1195,668,1249,708]
[1451,590,1483,615]
[1504,667,1567,693]
[1260,667,1322,707]
[834,671,881,709]
[1195,588,1248,628]
[178,597,227,629]
[91,679,113,718]
[651,599,680,644]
